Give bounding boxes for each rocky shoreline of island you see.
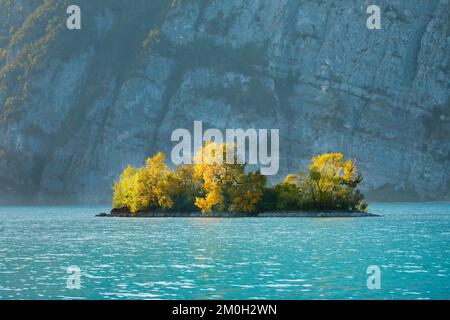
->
[96,208,380,218]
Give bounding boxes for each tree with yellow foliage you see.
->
[229,171,266,213]
[193,142,266,214]
[192,142,230,213]
[308,153,363,209]
[112,153,174,213]
[112,165,136,211]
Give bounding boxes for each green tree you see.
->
[167,164,200,212]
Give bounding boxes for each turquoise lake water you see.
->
[0,203,449,300]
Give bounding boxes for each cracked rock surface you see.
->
[0,0,448,204]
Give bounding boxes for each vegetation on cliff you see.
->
[112,142,368,215]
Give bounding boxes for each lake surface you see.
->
[0,203,449,300]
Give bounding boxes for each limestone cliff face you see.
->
[0,0,448,204]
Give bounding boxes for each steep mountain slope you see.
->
[0,0,448,204]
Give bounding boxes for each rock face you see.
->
[0,0,448,204]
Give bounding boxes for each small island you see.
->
[98,142,378,218]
